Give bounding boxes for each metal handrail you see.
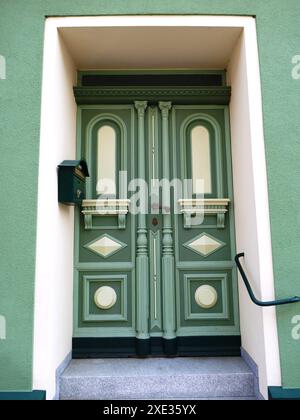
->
[235,253,300,307]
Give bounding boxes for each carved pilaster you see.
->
[159,102,176,344]
[134,101,150,346]
[135,101,148,118]
[159,101,172,119]
[135,101,148,245]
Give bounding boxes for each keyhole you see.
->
[152,217,159,226]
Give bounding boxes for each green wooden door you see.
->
[73,102,240,357]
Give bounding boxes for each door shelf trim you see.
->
[178,198,230,228]
[82,199,131,230]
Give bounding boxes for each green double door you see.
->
[73,101,240,357]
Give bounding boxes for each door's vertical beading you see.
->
[134,101,150,345]
[159,102,176,343]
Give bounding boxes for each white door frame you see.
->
[33,15,281,399]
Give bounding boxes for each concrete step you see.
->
[59,357,256,400]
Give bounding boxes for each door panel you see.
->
[73,102,240,356]
[74,106,136,340]
[172,106,239,338]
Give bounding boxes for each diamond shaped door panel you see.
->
[184,233,225,258]
[84,234,127,259]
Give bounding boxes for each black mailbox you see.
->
[58,160,89,205]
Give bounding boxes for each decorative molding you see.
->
[178,198,230,228]
[79,71,226,87]
[82,199,130,230]
[148,107,159,193]
[183,273,229,321]
[73,327,136,338]
[75,262,134,271]
[159,101,172,118]
[94,286,117,310]
[150,231,162,332]
[195,285,218,309]
[183,232,226,258]
[176,261,234,270]
[74,86,231,105]
[82,199,130,214]
[83,275,127,322]
[84,233,127,259]
[176,326,241,337]
[135,100,150,341]
[159,102,176,342]
[134,100,147,117]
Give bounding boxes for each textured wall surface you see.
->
[0,0,300,391]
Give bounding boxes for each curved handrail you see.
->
[235,253,300,307]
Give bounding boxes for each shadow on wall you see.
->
[0,315,6,340]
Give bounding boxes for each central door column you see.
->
[159,102,177,355]
[135,101,150,355]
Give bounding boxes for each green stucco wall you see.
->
[0,0,300,391]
